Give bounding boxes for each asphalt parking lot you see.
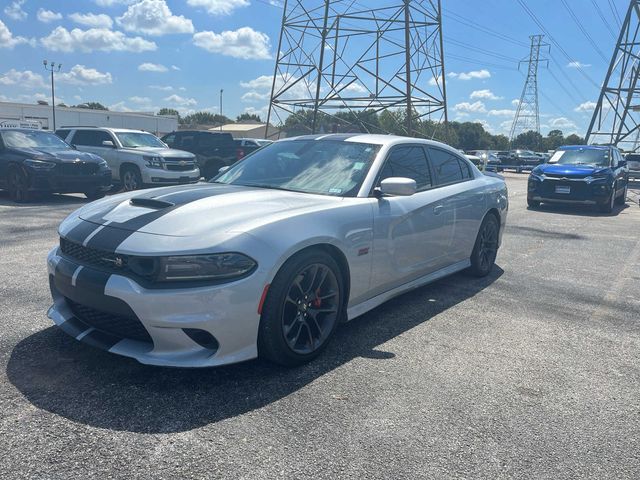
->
[1,174,639,479]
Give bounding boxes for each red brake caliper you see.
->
[313,289,322,307]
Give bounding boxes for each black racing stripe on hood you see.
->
[64,220,103,245]
[84,185,251,251]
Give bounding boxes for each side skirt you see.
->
[346,259,471,321]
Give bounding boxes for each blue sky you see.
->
[0,0,630,136]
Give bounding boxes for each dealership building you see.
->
[0,101,178,136]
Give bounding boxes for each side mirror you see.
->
[218,166,230,174]
[102,140,115,148]
[376,177,417,197]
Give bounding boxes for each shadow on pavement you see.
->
[0,191,88,208]
[527,202,630,217]
[7,268,503,434]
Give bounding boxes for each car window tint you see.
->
[95,131,113,145]
[459,159,472,179]
[179,133,197,149]
[55,129,70,141]
[199,134,220,149]
[71,130,97,146]
[428,148,465,185]
[378,146,431,190]
[163,134,175,146]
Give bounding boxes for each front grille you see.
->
[60,237,129,272]
[541,179,590,199]
[543,172,588,179]
[66,298,152,343]
[56,162,99,176]
[165,163,195,172]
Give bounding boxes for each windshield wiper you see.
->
[239,183,298,193]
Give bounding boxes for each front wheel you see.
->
[84,189,106,201]
[527,199,540,209]
[615,183,627,206]
[7,166,30,203]
[598,186,616,213]
[258,250,345,367]
[121,166,143,191]
[467,214,500,277]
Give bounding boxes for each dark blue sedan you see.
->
[527,145,629,213]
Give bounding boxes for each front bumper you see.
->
[528,177,611,206]
[29,170,112,193]
[140,167,201,185]
[47,247,265,367]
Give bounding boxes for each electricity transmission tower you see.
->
[265,0,448,137]
[510,35,549,145]
[586,0,640,150]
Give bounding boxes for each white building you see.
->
[214,123,283,139]
[0,101,178,136]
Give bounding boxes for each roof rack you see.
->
[58,125,98,128]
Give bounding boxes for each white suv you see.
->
[56,127,199,191]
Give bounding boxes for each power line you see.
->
[559,0,608,63]
[516,0,599,89]
[607,0,623,28]
[589,0,617,40]
[442,10,529,48]
[445,37,521,63]
[546,68,580,105]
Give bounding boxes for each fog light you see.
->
[183,328,219,351]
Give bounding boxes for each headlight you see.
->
[584,175,608,184]
[98,159,109,169]
[157,253,257,282]
[143,155,164,169]
[24,159,56,170]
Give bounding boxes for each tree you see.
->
[157,108,180,118]
[236,113,262,123]
[565,133,585,145]
[181,111,233,126]
[514,130,544,150]
[72,102,108,111]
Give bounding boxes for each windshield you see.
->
[1,130,70,150]
[115,132,166,148]
[549,148,610,166]
[214,140,380,197]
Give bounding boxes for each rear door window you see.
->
[72,130,113,147]
[55,129,71,141]
[428,148,467,186]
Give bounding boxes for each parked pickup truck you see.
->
[56,127,199,191]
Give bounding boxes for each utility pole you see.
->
[509,35,548,147]
[586,0,640,150]
[43,60,61,131]
[266,0,447,137]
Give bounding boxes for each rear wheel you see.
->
[527,199,540,209]
[7,166,30,203]
[467,214,500,277]
[121,166,142,191]
[258,250,344,367]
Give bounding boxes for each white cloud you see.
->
[488,109,516,117]
[117,0,194,36]
[454,101,487,113]
[193,27,271,60]
[574,101,597,113]
[149,85,173,91]
[69,12,114,29]
[242,91,269,103]
[449,69,491,81]
[187,0,250,16]
[138,62,168,72]
[94,0,135,6]
[171,65,180,71]
[59,65,113,85]
[511,98,520,107]
[41,27,156,53]
[37,9,63,23]
[550,117,578,130]
[0,69,47,89]
[567,61,591,69]
[129,96,152,104]
[4,1,27,21]
[0,19,32,48]
[240,75,273,90]
[428,75,442,87]
[164,94,197,106]
[470,89,502,100]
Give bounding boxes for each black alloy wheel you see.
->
[7,167,30,203]
[468,214,499,277]
[615,183,627,206]
[599,184,616,213]
[259,250,344,366]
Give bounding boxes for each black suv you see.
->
[0,129,111,202]
[161,130,237,179]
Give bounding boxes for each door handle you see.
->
[433,204,444,215]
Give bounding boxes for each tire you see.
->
[615,183,627,206]
[7,166,30,203]
[598,186,616,213]
[201,160,224,180]
[258,249,345,367]
[527,199,540,209]
[121,165,143,191]
[467,214,500,277]
[84,189,106,201]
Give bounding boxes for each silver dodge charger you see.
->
[47,134,508,367]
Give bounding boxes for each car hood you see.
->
[11,147,103,163]
[536,163,609,177]
[77,183,342,237]
[120,147,195,159]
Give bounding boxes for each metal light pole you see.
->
[43,60,62,131]
[219,89,224,131]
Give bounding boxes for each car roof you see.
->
[558,145,611,150]
[278,133,460,151]
[71,127,147,133]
